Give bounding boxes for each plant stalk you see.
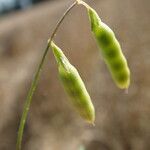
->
[16,1,77,150]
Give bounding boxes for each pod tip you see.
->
[91,122,95,126]
[86,119,95,126]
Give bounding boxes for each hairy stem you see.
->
[16,1,77,150]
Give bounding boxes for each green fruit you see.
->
[88,7,130,89]
[51,41,95,124]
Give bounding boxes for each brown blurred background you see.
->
[0,0,150,150]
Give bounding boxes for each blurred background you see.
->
[0,0,150,149]
[0,0,48,14]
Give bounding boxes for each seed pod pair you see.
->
[50,41,95,124]
[84,4,130,89]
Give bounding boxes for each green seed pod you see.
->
[50,41,95,124]
[87,6,130,89]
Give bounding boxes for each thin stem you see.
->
[76,0,81,4]
[16,1,77,150]
[77,0,90,9]
[50,1,77,41]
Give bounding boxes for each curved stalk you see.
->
[16,1,77,150]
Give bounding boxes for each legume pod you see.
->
[87,6,130,89]
[51,41,95,124]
